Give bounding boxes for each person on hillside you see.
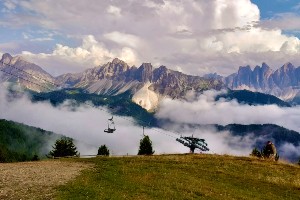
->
[264,141,277,160]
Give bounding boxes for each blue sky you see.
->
[252,0,300,19]
[0,0,300,76]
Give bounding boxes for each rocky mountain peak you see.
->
[238,65,252,73]
[156,65,168,73]
[135,63,153,82]
[261,62,270,70]
[1,53,13,64]
[281,62,294,72]
[111,57,125,65]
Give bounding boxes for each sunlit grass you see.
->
[56,154,300,200]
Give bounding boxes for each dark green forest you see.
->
[0,119,62,162]
[216,90,291,107]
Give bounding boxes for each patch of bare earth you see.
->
[0,160,92,200]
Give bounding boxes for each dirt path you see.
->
[0,160,92,200]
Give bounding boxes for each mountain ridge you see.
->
[2,53,300,109]
[225,62,300,101]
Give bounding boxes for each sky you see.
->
[0,0,300,76]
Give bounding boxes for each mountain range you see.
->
[1,53,300,110]
[225,62,300,101]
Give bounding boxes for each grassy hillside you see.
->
[55,154,300,200]
[0,119,62,162]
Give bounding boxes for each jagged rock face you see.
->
[58,60,224,98]
[0,54,223,110]
[0,53,55,92]
[56,59,224,110]
[225,62,300,100]
[134,63,153,82]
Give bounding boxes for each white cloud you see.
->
[106,5,122,17]
[1,0,300,76]
[156,90,300,160]
[104,31,142,48]
[156,90,300,133]
[1,84,299,160]
[0,85,270,157]
[21,35,139,76]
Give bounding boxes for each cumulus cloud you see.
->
[21,35,138,76]
[0,0,300,76]
[106,5,122,18]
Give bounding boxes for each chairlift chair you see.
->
[104,116,116,133]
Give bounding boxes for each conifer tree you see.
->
[250,147,262,157]
[49,137,78,157]
[138,135,154,155]
[97,145,109,156]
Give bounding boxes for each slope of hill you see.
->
[0,119,63,162]
[216,89,291,107]
[55,155,300,200]
[216,124,300,146]
[0,53,56,92]
[29,88,158,127]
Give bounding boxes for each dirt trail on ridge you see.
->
[0,160,91,200]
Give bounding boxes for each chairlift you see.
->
[104,116,116,133]
[176,135,209,153]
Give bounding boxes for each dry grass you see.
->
[0,160,92,200]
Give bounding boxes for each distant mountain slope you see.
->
[2,52,300,108]
[216,90,291,107]
[216,124,300,146]
[0,53,56,92]
[29,88,158,127]
[217,124,300,161]
[0,119,63,162]
[56,58,224,110]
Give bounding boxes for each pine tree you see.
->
[49,137,78,157]
[250,147,262,157]
[138,135,154,155]
[97,145,109,156]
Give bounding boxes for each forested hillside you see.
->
[29,89,157,126]
[216,90,291,107]
[0,119,62,162]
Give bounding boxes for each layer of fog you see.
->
[1,85,299,160]
[156,90,300,160]
[157,90,300,133]
[0,84,186,155]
